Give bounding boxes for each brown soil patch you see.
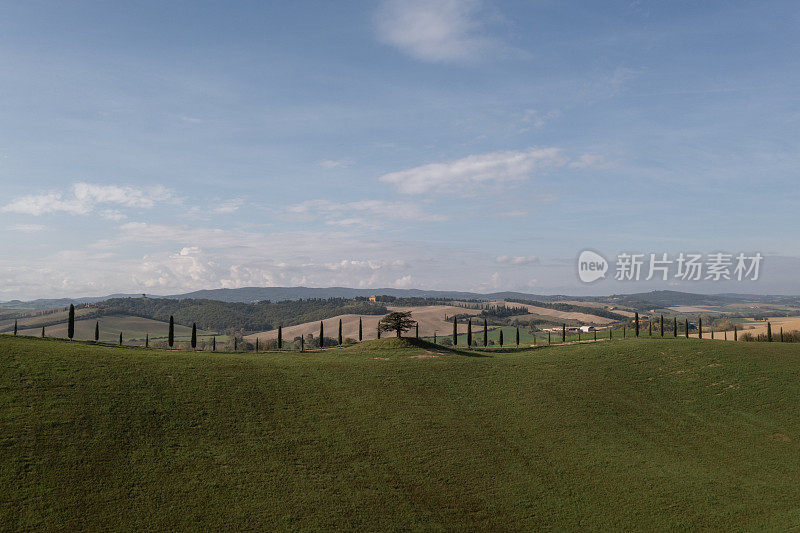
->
[767,433,791,442]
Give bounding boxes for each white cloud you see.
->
[521,109,562,129]
[7,224,46,232]
[179,246,202,256]
[100,209,126,221]
[394,275,414,288]
[496,255,539,265]
[569,154,614,169]
[286,199,447,225]
[212,198,244,214]
[1,182,174,216]
[2,192,87,216]
[379,147,570,195]
[375,0,499,63]
[318,159,353,169]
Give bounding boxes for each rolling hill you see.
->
[17,314,218,343]
[244,304,486,343]
[3,335,800,529]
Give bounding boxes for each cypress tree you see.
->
[301,335,305,351]
[499,330,504,347]
[377,327,381,340]
[548,332,551,345]
[234,337,238,351]
[724,330,727,341]
[483,319,488,347]
[415,322,419,339]
[767,322,772,342]
[685,319,689,338]
[673,317,678,337]
[358,317,363,342]
[594,330,597,341]
[338,319,343,345]
[145,334,149,348]
[255,338,259,352]
[67,303,75,340]
[119,332,122,346]
[698,317,702,339]
[94,321,99,342]
[516,326,520,346]
[212,336,216,351]
[168,315,174,348]
[562,324,566,343]
[13,319,17,336]
[623,327,626,338]
[734,325,737,341]
[467,319,472,346]
[319,321,324,348]
[780,327,784,342]
[660,315,664,337]
[711,329,714,340]
[191,323,197,349]
[278,326,283,349]
[648,320,652,337]
[634,312,639,337]
[433,331,437,344]
[42,325,45,337]
[453,317,458,346]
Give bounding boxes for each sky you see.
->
[1,0,799,300]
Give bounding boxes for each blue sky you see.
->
[1,0,799,299]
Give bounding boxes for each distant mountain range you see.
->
[2,287,797,310]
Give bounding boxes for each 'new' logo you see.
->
[578,250,608,283]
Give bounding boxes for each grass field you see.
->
[2,335,800,529]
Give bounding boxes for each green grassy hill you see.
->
[2,335,800,529]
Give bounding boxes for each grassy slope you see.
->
[16,314,218,343]
[2,336,800,529]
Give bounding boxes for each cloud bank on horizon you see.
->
[1,0,799,299]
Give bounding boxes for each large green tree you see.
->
[378,311,416,338]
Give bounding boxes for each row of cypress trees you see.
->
[20,306,785,350]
